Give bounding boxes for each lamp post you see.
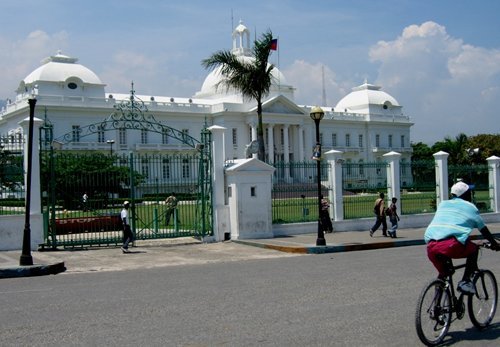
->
[19,97,37,265]
[106,139,115,155]
[310,106,326,246]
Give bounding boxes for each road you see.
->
[1,245,499,346]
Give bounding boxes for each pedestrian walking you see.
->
[165,192,179,226]
[320,195,333,233]
[370,192,388,237]
[121,201,134,253]
[82,192,89,211]
[387,197,400,238]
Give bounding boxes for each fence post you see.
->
[383,151,401,213]
[486,155,500,213]
[207,125,227,241]
[325,149,344,221]
[433,151,449,206]
[19,116,43,214]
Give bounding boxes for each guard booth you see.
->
[225,158,275,240]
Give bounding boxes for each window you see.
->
[181,129,189,143]
[119,128,126,145]
[141,129,148,144]
[332,133,337,147]
[401,135,405,148]
[345,134,350,147]
[162,128,169,144]
[358,134,363,147]
[162,164,170,179]
[388,134,393,148]
[67,82,77,90]
[182,159,190,178]
[232,128,237,146]
[346,159,352,175]
[251,186,256,197]
[97,126,105,143]
[359,160,364,176]
[375,134,380,147]
[72,125,80,142]
[141,165,148,178]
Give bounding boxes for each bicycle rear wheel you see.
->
[468,269,498,330]
[415,279,452,346]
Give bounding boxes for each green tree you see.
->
[466,134,500,163]
[0,149,23,192]
[411,142,433,161]
[431,133,469,164]
[41,152,144,209]
[202,30,276,161]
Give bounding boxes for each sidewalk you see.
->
[1,223,499,279]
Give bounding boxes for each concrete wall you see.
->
[0,214,44,251]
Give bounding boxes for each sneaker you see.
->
[121,247,129,253]
[457,280,476,295]
[369,230,374,237]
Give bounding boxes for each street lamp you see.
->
[310,106,326,246]
[106,139,115,155]
[20,96,37,265]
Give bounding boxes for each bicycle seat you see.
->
[436,254,455,276]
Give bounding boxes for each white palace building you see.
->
[0,22,413,182]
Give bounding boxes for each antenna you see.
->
[322,65,326,106]
[231,9,234,31]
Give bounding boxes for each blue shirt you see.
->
[424,198,485,245]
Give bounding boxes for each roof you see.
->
[335,82,400,112]
[22,52,103,85]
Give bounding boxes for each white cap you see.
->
[124,201,130,205]
[451,181,469,197]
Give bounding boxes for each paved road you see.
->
[1,245,500,346]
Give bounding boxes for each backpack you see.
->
[385,207,392,216]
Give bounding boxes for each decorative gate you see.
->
[39,87,212,249]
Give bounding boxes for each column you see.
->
[383,151,402,213]
[325,150,344,221]
[487,156,500,213]
[283,125,290,182]
[19,116,43,214]
[208,125,227,242]
[433,151,449,206]
[267,124,274,164]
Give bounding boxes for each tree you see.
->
[0,149,23,192]
[202,30,276,161]
[411,142,433,161]
[431,133,469,164]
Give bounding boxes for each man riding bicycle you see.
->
[424,181,500,295]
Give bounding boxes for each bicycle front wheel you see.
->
[468,269,498,330]
[415,279,452,346]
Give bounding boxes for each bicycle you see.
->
[415,241,498,346]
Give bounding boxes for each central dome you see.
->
[195,21,292,101]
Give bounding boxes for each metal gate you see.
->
[39,88,212,249]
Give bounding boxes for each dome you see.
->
[197,58,289,99]
[335,82,400,113]
[22,52,103,85]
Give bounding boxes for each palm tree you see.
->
[202,30,276,161]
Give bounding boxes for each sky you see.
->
[1,0,500,145]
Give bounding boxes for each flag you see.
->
[270,38,278,51]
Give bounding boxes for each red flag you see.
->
[270,38,278,51]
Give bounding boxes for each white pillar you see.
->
[325,149,344,221]
[207,125,227,241]
[383,151,402,213]
[487,155,500,213]
[267,124,274,164]
[298,125,304,162]
[433,151,449,206]
[283,124,290,181]
[19,116,43,214]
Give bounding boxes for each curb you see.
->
[233,238,427,254]
[0,262,66,279]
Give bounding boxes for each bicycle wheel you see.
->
[415,279,452,346]
[468,269,498,330]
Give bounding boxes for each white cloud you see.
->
[282,60,346,106]
[369,21,500,144]
[0,30,68,97]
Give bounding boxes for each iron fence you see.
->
[0,133,25,215]
[271,161,331,223]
